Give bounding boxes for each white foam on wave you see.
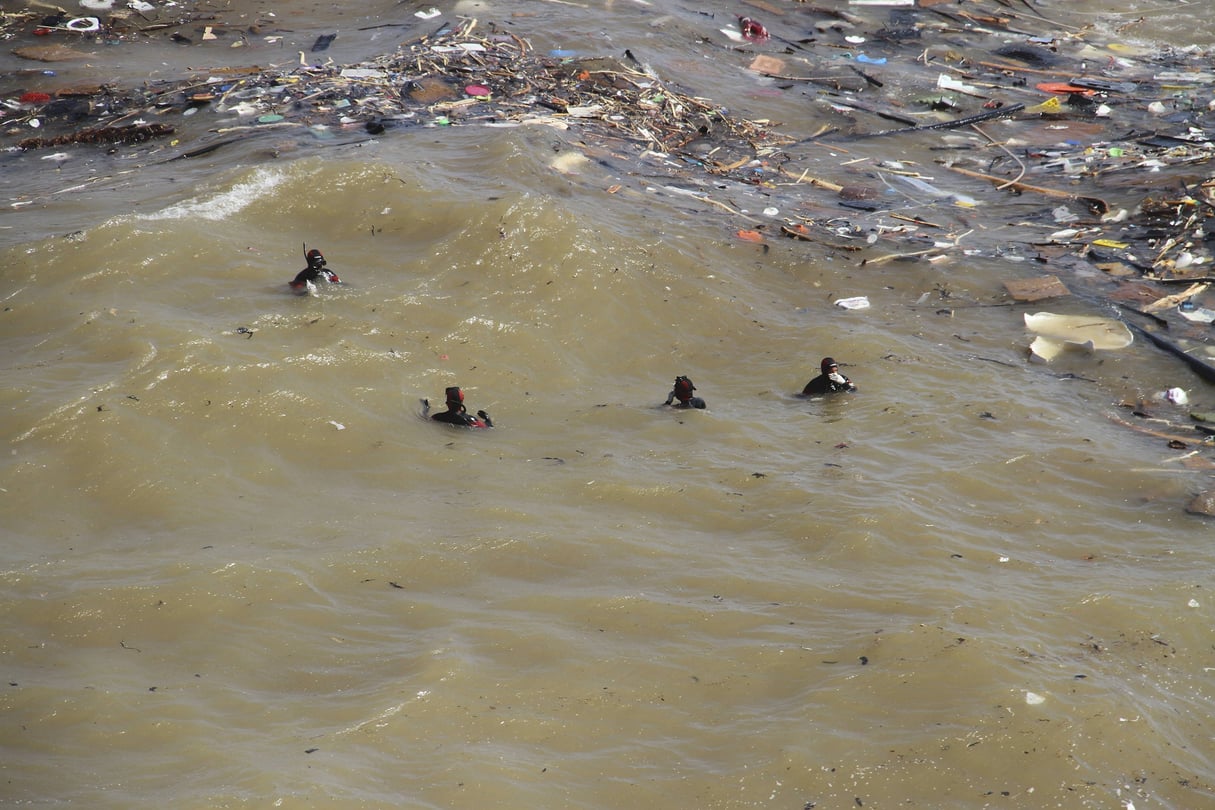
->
[135,165,292,222]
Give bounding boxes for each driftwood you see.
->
[18,123,175,150]
[945,164,1109,215]
[1143,283,1210,313]
[848,103,1026,140]
[1107,412,1211,446]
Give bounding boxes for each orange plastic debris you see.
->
[1035,82,1097,97]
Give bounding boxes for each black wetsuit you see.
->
[666,396,706,409]
[291,264,339,286]
[290,252,340,291]
[427,402,493,428]
[802,371,855,395]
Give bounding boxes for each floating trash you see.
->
[1024,311,1133,362]
[936,73,982,96]
[431,43,486,54]
[550,151,588,173]
[835,296,870,310]
[1178,303,1215,323]
[339,68,386,79]
[64,17,100,33]
[1156,387,1189,405]
[738,17,770,44]
[1024,96,1064,115]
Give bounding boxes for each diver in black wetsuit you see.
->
[289,248,341,294]
[802,357,856,395]
[664,375,707,409]
[424,386,493,428]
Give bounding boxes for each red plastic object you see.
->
[20,92,52,104]
[738,17,770,43]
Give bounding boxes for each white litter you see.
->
[1159,387,1189,405]
[834,296,870,310]
[65,16,101,31]
[1023,311,1133,362]
[340,68,387,79]
[431,43,486,54]
[937,74,983,96]
[1178,304,1215,323]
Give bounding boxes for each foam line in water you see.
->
[135,165,291,222]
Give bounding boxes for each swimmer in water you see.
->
[289,248,341,295]
[424,386,493,428]
[664,375,707,409]
[801,357,856,395]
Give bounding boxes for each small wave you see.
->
[135,165,291,222]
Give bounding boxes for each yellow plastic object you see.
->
[1024,96,1063,115]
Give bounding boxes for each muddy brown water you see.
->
[3,1,1215,808]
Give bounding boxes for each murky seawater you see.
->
[3,2,1215,808]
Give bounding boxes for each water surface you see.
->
[3,1,1215,808]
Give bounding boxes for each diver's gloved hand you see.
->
[476,410,493,427]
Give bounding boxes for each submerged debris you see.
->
[18,122,174,149]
